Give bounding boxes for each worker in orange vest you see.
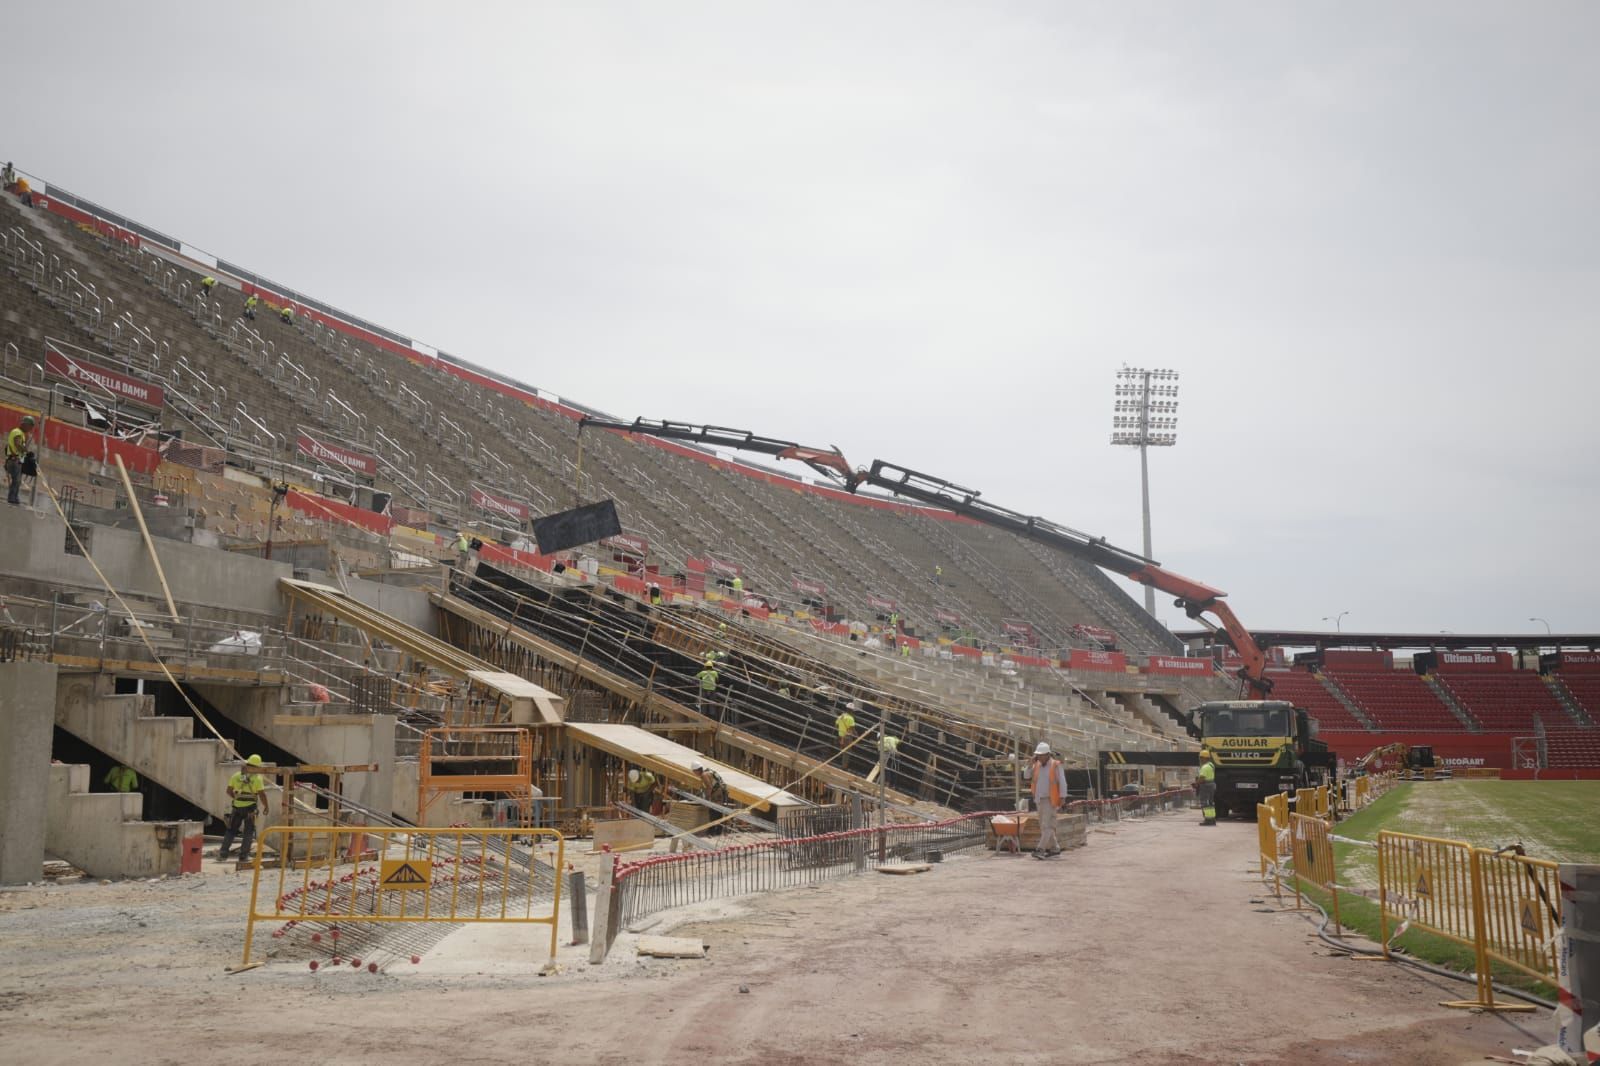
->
[1027,741,1067,859]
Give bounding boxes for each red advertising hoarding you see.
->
[469,487,530,522]
[1071,623,1118,646]
[602,533,649,557]
[295,434,377,478]
[1437,650,1513,672]
[935,609,960,624]
[1069,649,1128,673]
[1556,651,1600,672]
[1146,655,1213,677]
[867,595,896,612]
[45,347,165,408]
[792,578,827,597]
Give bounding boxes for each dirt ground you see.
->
[0,811,1557,1065]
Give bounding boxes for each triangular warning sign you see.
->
[1415,871,1431,898]
[384,862,427,885]
[1520,901,1539,936]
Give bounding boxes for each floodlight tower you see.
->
[1111,367,1180,616]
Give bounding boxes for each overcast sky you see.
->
[8,2,1597,636]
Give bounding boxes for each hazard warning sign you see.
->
[1414,870,1431,898]
[379,858,432,890]
[1520,901,1539,936]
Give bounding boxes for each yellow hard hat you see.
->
[246,754,263,766]
[1199,749,1212,760]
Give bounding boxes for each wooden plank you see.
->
[877,862,932,875]
[636,936,708,959]
[114,454,180,625]
[272,714,378,727]
[566,722,806,810]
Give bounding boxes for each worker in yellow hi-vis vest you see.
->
[1196,749,1217,826]
[218,754,272,861]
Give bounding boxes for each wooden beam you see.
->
[113,454,179,625]
[272,715,380,727]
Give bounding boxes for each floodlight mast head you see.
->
[1110,366,1180,448]
[1110,367,1181,618]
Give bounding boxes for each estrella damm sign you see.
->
[379,858,433,890]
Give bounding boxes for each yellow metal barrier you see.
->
[1476,847,1561,986]
[1314,785,1330,819]
[1294,787,1316,816]
[242,826,565,966]
[1376,830,1542,1012]
[1291,812,1342,933]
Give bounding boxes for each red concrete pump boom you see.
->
[577,416,1271,696]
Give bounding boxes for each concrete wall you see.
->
[334,576,435,635]
[0,505,289,616]
[0,661,58,884]
[0,501,432,637]
[195,684,397,818]
[390,758,493,827]
[46,764,204,879]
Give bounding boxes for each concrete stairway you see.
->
[54,675,240,820]
[45,764,204,878]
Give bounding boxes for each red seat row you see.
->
[1323,667,1462,731]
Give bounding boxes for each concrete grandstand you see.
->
[1,165,1232,887]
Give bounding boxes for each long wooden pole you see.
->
[114,454,180,624]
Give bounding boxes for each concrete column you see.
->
[0,661,59,884]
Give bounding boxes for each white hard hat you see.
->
[690,763,704,772]
[1034,742,1051,755]
[627,769,639,783]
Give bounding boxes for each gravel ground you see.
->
[0,811,1555,1064]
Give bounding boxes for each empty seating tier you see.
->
[1437,671,1569,732]
[1322,667,1461,731]
[1262,668,1368,732]
[1545,729,1600,769]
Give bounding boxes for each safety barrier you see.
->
[1291,813,1343,933]
[589,812,997,961]
[242,826,565,967]
[1254,799,1564,1011]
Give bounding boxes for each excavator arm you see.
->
[578,418,1272,696]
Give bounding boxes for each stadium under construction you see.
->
[2,166,1597,1063]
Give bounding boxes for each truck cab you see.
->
[1191,700,1331,817]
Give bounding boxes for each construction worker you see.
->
[454,531,471,569]
[1196,749,1218,826]
[104,764,139,793]
[648,583,662,606]
[691,763,730,833]
[1,161,14,188]
[933,564,943,585]
[1027,741,1067,859]
[218,754,271,862]
[731,575,743,598]
[6,415,34,505]
[695,661,719,711]
[879,732,900,767]
[835,703,857,747]
[199,276,217,298]
[243,293,258,320]
[625,767,656,807]
[280,303,294,324]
